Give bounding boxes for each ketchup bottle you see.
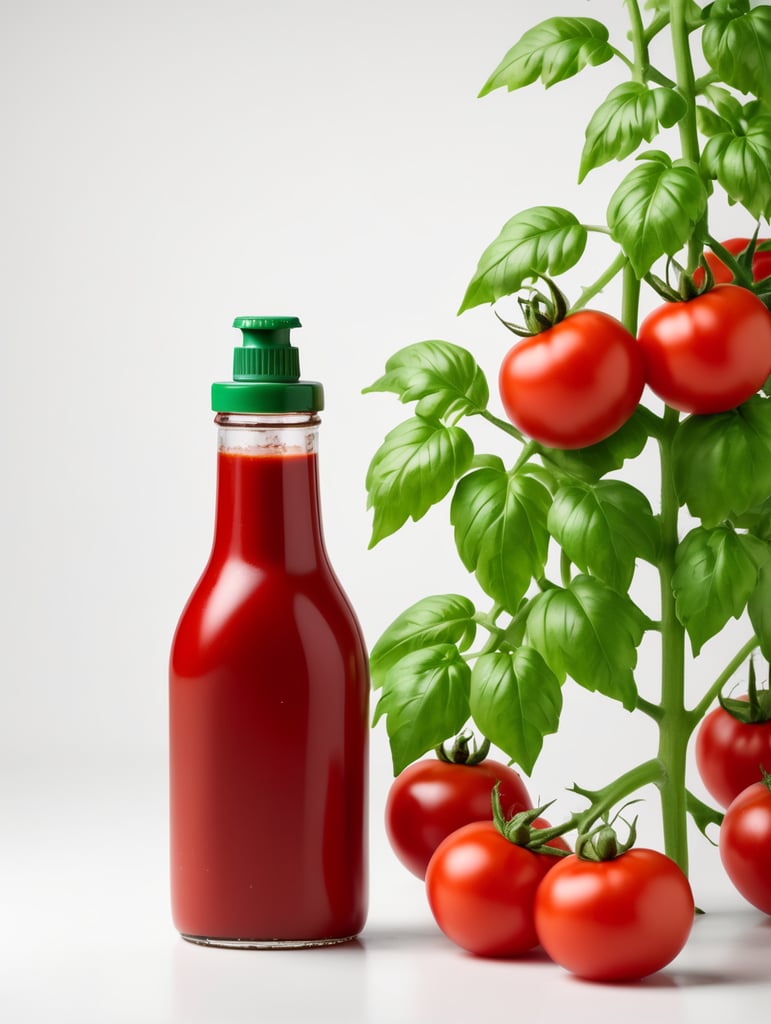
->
[169,316,369,948]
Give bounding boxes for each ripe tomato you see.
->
[695,699,771,808]
[719,778,771,914]
[425,819,570,957]
[534,849,694,981]
[637,285,771,414]
[498,310,645,449]
[385,757,531,879]
[693,237,771,286]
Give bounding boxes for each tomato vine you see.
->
[365,0,771,880]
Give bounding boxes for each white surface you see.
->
[2,1,769,1018]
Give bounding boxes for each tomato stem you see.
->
[689,636,761,725]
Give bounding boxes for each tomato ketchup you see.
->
[169,317,369,947]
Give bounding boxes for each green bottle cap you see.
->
[211,316,324,413]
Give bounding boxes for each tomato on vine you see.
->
[693,237,771,287]
[719,769,771,916]
[385,736,531,879]
[637,284,771,415]
[534,821,694,982]
[425,790,570,957]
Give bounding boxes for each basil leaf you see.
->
[672,397,771,527]
[364,340,489,421]
[525,575,645,710]
[366,416,474,546]
[369,594,477,689]
[672,525,769,656]
[479,17,613,95]
[544,407,649,482]
[451,466,551,612]
[372,644,471,775]
[749,553,771,660]
[702,0,771,103]
[579,83,687,182]
[548,480,660,592]
[458,206,586,313]
[607,152,708,278]
[470,647,562,775]
[701,114,771,221]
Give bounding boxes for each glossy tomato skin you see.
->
[498,310,645,449]
[385,758,531,879]
[534,849,694,981]
[693,237,771,286]
[719,781,771,914]
[425,820,570,957]
[695,700,771,808]
[637,284,771,414]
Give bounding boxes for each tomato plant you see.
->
[364,0,771,902]
[425,795,570,957]
[719,771,771,915]
[696,661,771,808]
[385,742,531,879]
[693,237,771,286]
[498,310,644,449]
[534,837,694,982]
[637,285,771,414]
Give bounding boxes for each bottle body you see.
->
[169,414,369,946]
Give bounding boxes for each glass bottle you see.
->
[169,316,369,947]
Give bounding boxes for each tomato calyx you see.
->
[718,658,771,725]
[495,275,569,338]
[434,731,492,766]
[575,815,638,862]
[491,783,571,857]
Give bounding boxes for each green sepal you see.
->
[490,783,572,856]
[718,658,771,724]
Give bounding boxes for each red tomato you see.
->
[498,310,645,449]
[534,849,694,981]
[637,285,771,414]
[695,699,771,808]
[693,237,771,286]
[719,779,771,914]
[385,757,531,879]
[425,819,570,957]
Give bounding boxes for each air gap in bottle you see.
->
[169,316,369,947]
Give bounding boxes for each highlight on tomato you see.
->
[385,735,531,879]
[534,820,694,982]
[425,789,571,957]
[719,769,771,916]
[496,279,645,450]
[637,284,771,415]
[695,660,771,809]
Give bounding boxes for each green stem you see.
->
[689,636,761,725]
[570,758,665,834]
[656,404,689,875]
[620,261,641,334]
[570,252,626,313]
[670,0,704,271]
[624,0,647,84]
[479,409,526,443]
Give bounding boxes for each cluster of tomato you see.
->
[385,675,771,982]
[498,239,771,449]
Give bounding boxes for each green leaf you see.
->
[702,0,771,103]
[701,114,771,220]
[749,553,771,660]
[363,340,489,421]
[735,496,771,542]
[366,416,474,546]
[543,406,650,482]
[451,466,552,612]
[525,575,645,710]
[672,525,769,655]
[479,17,613,95]
[459,206,586,313]
[579,83,687,182]
[369,594,477,689]
[469,648,562,775]
[548,480,660,591]
[672,396,771,527]
[372,644,471,775]
[607,152,709,278]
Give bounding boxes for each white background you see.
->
[2,1,770,1020]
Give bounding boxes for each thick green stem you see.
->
[670,0,704,271]
[570,758,665,834]
[656,405,689,874]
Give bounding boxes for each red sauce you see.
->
[169,447,369,943]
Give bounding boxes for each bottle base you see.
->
[180,932,359,950]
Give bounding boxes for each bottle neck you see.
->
[211,413,325,569]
